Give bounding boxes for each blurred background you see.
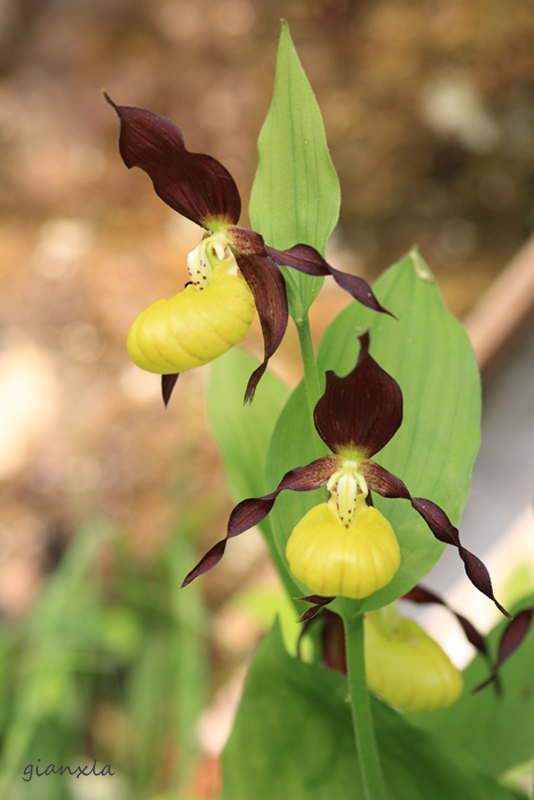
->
[1,0,534,797]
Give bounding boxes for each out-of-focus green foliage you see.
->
[0,517,208,800]
[208,346,304,613]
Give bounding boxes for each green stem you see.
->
[343,612,388,800]
[295,313,326,457]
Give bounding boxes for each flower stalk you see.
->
[295,313,326,458]
[295,317,387,796]
[343,611,388,800]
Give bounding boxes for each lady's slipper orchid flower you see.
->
[183,332,508,619]
[316,603,463,711]
[364,604,463,711]
[105,93,389,404]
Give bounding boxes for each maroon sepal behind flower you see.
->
[106,96,391,405]
[473,607,533,693]
[181,457,338,587]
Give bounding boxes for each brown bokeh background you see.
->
[1,0,534,792]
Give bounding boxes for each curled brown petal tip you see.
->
[314,332,403,456]
[361,461,509,619]
[411,498,511,620]
[297,595,336,622]
[182,457,337,586]
[402,584,488,656]
[104,93,241,227]
[162,374,179,407]
[235,254,289,403]
[265,244,394,317]
[473,608,533,693]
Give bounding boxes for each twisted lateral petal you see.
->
[105,94,241,227]
[403,584,488,657]
[314,332,403,457]
[474,608,533,692]
[181,456,338,587]
[412,498,511,619]
[265,244,392,316]
[235,253,289,402]
[361,459,510,618]
[127,272,255,373]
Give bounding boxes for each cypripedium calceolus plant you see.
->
[105,93,389,404]
[183,331,508,620]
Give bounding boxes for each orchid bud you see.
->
[285,496,401,599]
[364,607,463,711]
[127,238,255,374]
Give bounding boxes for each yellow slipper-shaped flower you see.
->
[127,237,255,374]
[365,608,463,711]
[286,496,401,599]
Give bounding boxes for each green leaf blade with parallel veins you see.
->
[208,347,304,609]
[221,622,520,800]
[249,20,341,316]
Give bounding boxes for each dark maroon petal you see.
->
[181,456,338,586]
[474,608,533,693]
[105,93,241,227]
[227,225,266,256]
[411,498,511,620]
[298,595,336,622]
[161,374,179,407]
[402,584,488,656]
[235,253,289,403]
[361,460,411,499]
[496,607,533,665]
[265,244,393,316]
[360,462,509,618]
[320,610,347,674]
[314,332,403,456]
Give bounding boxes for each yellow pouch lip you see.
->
[127,270,255,374]
[286,501,400,600]
[364,613,463,711]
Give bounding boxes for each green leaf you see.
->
[208,346,290,502]
[249,20,340,316]
[208,347,304,609]
[221,621,520,800]
[266,249,481,612]
[407,595,534,780]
